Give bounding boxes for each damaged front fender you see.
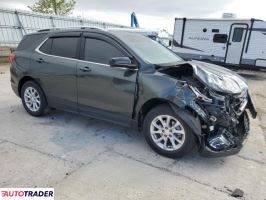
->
[169,103,202,141]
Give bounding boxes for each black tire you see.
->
[143,104,196,158]
[21,81,48,117]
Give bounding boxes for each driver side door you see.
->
[77,33,138,125]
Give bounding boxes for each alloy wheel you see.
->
[150,115,185,151]
[24,87,41,112]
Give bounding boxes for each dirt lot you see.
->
[0,63,265,200]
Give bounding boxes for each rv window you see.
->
[213,34,228,43]
[232,28,244,42]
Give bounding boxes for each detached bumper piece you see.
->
[200,111,250,157]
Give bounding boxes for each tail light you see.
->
[9,53,16,63]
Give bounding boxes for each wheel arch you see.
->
[137,98,176,131]
[137,98,202,144]
[18,76,45,100]
[18,76,35,97]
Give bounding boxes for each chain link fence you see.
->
[0,7,128,62]
[0,7,128,47]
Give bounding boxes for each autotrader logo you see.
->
[0,188,54,200]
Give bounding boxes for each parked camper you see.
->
[172,18,266,69]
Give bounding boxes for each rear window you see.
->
[17,33,46,50]
[39,37,79,59]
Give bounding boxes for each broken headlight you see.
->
[195,66,248,94]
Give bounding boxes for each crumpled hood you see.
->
[188,60,248,94]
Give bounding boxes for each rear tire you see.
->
[143,104,196,158]
[21,81,47,117]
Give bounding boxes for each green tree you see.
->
[28,0,76,16]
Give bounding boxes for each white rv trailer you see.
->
[172,18,266,69]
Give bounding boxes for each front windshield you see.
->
[111,31,183,65]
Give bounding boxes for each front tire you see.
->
[143,104,196,158]
[21,81,47,117]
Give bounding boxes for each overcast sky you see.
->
[1,0,266,32]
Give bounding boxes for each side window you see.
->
[50,37,79,59]
[232,28,244,42]
[213,34,228,43]
[84,38,125,64]
[39,38,52,54]
[17,33,46,50]
[39,37,79,59]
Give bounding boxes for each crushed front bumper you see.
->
[199,110,250,157]
[200,141,243,157]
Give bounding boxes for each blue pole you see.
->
[131,12,139,28]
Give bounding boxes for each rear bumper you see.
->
[10,62,20,97]
[11,81,19,97]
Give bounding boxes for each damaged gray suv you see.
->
[10,27,257,158]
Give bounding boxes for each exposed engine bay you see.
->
[158,61,257,157]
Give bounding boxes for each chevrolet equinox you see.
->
[10,27,257,158]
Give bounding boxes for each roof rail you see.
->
[37,26,106,32]
[108,27,159,36]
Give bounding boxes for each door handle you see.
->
[36,58,44,63]
[79,66,92,72]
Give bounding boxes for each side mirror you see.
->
[110,57,137,70]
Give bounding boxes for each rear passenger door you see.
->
[77,33,137,125]
[31,32,81,111]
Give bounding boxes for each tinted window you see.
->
[17,33,46,50]
[84,38,125,64]
[232,28,244,42]
[50,37,79,59]
[39,38,52,54]
[213,34,228,43]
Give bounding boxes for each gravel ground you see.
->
[0,63,265,200]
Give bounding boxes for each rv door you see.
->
[225,24,248,65]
